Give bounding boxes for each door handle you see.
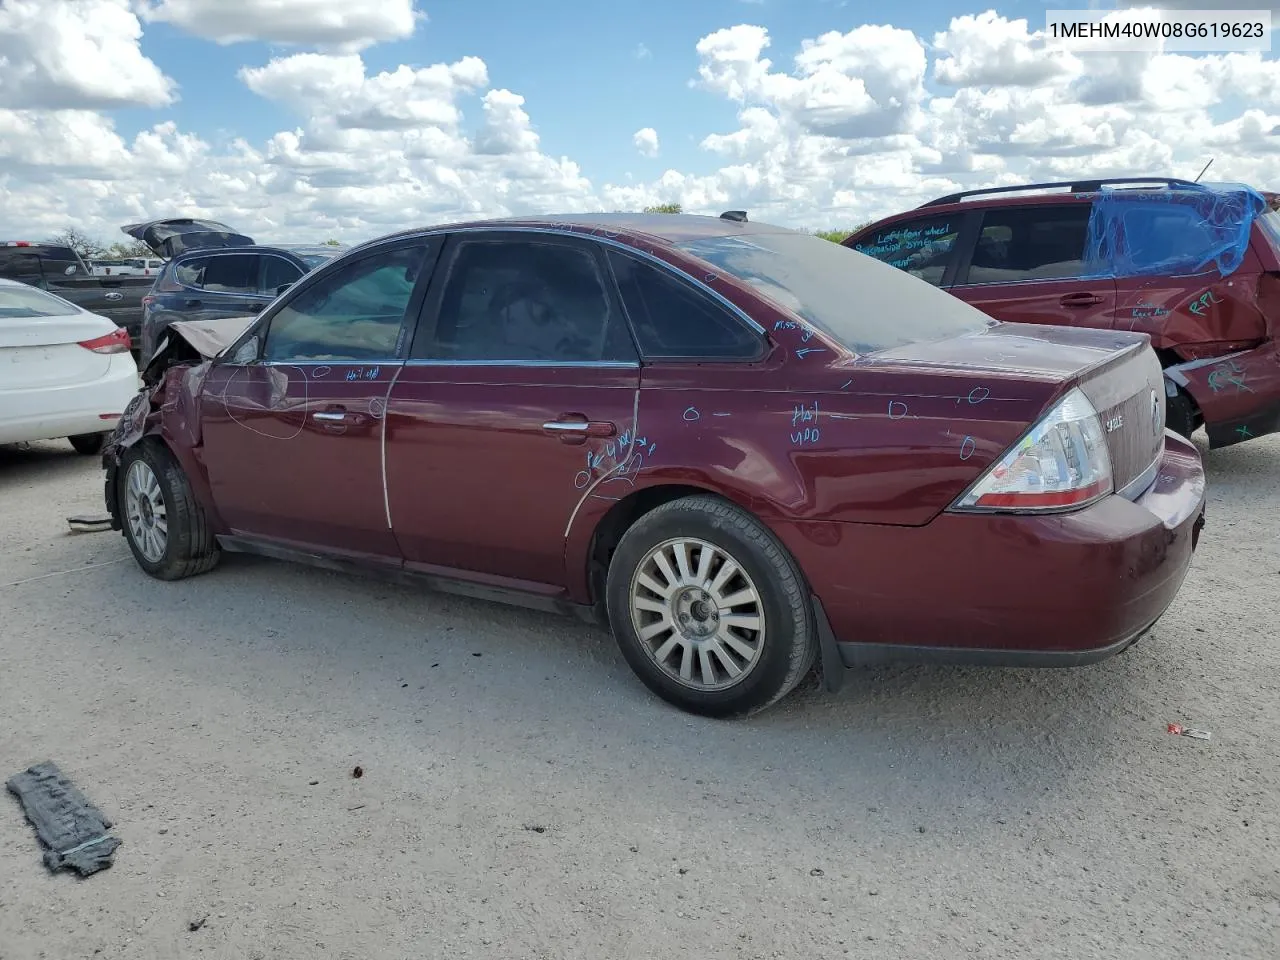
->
[1060,293,1104,307]
[184,299,202,308]
[313,411,347,422]
[543,415,617,443]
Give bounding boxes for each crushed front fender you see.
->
[1166,340,1280,447]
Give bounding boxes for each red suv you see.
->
[845,178,1280,448]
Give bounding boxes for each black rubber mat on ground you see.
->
[6,761,121,876]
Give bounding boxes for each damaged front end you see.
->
[102,317,255,530]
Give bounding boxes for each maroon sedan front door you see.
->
[384,231,640,589]
[199,238,439,560]
[949,204,1118,330]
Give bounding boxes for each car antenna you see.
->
[719,210,748,222]
[1193,158,1213,182]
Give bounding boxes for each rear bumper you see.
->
[1170,340,1280,447]
[774,431,1207,684]
[0,356,140,444]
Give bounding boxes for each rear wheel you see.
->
[117,440,220,581]
[605,495,816,717]
[68,432,106,455]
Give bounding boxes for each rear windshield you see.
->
[0,284,78,318]
[677,232,992,354]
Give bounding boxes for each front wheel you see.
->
[605,495,816,717]
[117,440,221,581]
[1166,386,1201,440]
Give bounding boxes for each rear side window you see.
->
[963,206,1091,284]
[851,217,960,286]
[201,254,259,294]
[419,238,636,363]
[174,257,207,287]
[608,250,761,359]
[260,256,303,295]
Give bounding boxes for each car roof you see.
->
[371,212,797,248]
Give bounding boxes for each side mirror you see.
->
[275,282,294,295]
[64,264,78,275]
[229,336,260,365]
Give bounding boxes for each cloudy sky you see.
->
[1,0,1278,246]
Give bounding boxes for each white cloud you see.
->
[6,9,1280,245]
[0,0,175,109]
[138,0,419,51]
[932,12,1078,88]
[633,127,660,157]
[634,43,651,60]
[240,53,487,131]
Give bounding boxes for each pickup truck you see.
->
[0,241,152,356]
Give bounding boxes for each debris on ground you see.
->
[5,761,121,876]
[1167,723,1212,741]
[188,916,207,932]
[352,766,363,779]
[65,515,113,534]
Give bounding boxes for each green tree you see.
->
[323,238,342,246]
[642,202,683,214]
[105,240,155,259]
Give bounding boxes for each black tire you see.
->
[605,495,816,717]
[68,432,106,455]
[1166,387,1200,440]
[117,439,220,581]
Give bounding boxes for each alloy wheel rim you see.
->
[628,537,765,692]
[125,460,168,563]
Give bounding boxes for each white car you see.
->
[0,277,140,454]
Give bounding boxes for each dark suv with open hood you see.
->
[125,218,345,360]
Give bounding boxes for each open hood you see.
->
[121,218,255,259]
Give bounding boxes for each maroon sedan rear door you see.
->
[948,204,1118,330]
[384,231,640,590]
[198,238,440,560]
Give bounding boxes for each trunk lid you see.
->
[874,323,1166,495]
[121,218,255,259]
[0,315,117,389]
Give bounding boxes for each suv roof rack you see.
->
[919,177,1202,208]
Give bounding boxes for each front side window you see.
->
[201,254,259,294]
[850,216,960,286]
[419,238,635,363]
[608,250,761,360]
[963,206,1091,284]
[263,242,430,362]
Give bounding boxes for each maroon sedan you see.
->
[102,212,1207,717]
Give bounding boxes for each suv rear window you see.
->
[963,206,1091,284]
[678,232,992,355]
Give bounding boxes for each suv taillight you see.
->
[78,328,131,354]
[947,387,1113,513]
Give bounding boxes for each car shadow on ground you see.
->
[0,441,101,488]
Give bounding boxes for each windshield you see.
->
[299,253,338,269]
[678,232,993,354]
[0,284,78,318]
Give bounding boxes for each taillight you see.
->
[948,388,1113,513]
[78,328,132,354]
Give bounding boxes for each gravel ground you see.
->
[0,436,1277,960]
